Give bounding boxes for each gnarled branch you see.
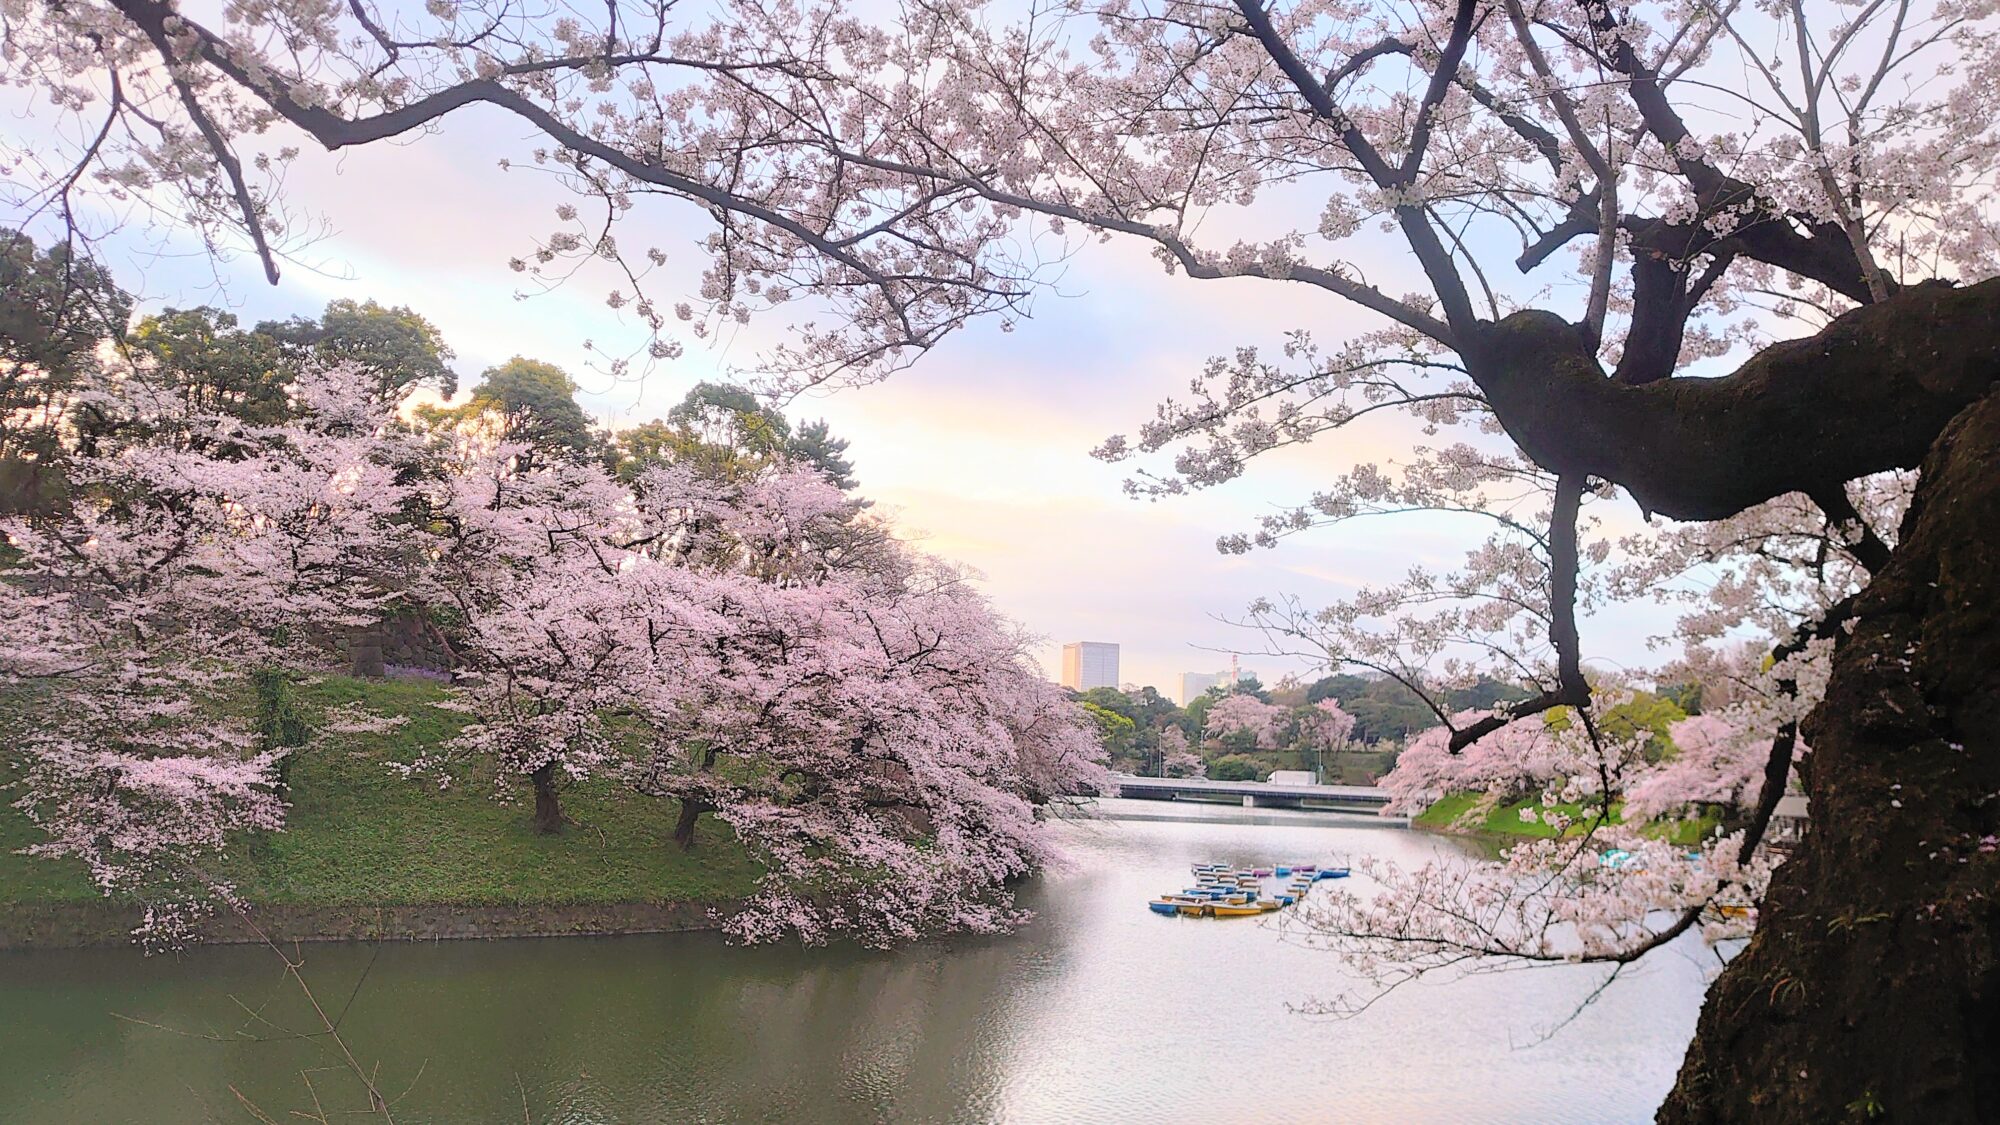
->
[1470,279,2000,521]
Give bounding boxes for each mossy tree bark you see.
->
[1456,283,2000,1121]
[1653,391,2000,1123]
[672,798,710,850]
[530,764,563,835]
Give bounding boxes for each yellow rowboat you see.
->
[1255,898,1284,912]
[1209,901,1266,917]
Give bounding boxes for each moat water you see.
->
[0,801,1712,1123]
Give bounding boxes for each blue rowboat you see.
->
[1148,899,1180,916]
[1314,867,1351,880]
[1275,866,1292,877]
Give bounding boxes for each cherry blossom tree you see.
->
[1297,697,1355,779]
[1302,700,1355,751]
[1378,710,1576,816]
[1623,714,1787,825]
[396,429,643,832]
[625,553,1105,945]
[1201,692,1285,749]
[1156,725,1204,778]
[2,363,419,945]
[393,436,1105,942]
[616,469,1105,943]
[11,0,2000,1111]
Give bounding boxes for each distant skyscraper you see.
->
[1060,642,1120,691]
[1178,671,1224,706]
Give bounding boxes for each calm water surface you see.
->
[0,802,1712,1123]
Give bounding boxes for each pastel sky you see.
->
[37,103,1679,697]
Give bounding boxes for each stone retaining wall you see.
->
[0,900,732,950]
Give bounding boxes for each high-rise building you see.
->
[1060,642,1120,691]
[1177,671,1225,706]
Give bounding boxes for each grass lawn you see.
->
[1413,791,1720,848]
[0,675,762,909]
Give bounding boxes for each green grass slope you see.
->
[1412,792,1720,847]
[0,676,761,910]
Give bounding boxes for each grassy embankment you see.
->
[1412,792,1720,847]
[0,675,762,920]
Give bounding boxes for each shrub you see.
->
[1207,755,1262,782]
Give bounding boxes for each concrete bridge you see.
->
[1107,774,1391,813]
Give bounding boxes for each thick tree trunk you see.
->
[673,798,710,850]
[1659,391,2000,1123]
[530,764,563,835]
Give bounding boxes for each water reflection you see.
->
[0,803,1709,1123]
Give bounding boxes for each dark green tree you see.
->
[258,298,457,398]
[1079,701,1138,767]
[788,417,858,489]
[617,381,858,488]
[130,307,292,425]
[1441,676,1533,713]
[1078,686,1136,720]
[461,357,604,466]
[1658,680,1704,716]
[0,231,132,512]
[1182,688,1223,736]
[1207,755,1262,782]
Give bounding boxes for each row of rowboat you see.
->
[1147,861,1350,918]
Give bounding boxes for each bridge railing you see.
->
[1106,774,1388,804]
